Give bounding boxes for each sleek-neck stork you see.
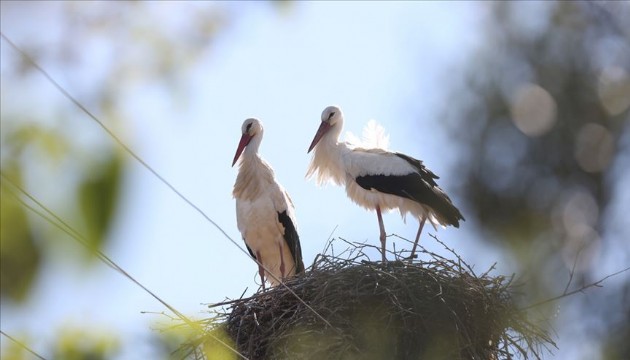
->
[307,106,464,262]
[233,118,304,288]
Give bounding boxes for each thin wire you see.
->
[0,175,248,360]
[0,32,333,328]
[0,32,237,251]
[0,330,47,360]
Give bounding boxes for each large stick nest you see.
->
[183,237,555,360]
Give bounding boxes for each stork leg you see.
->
[255,251,266,291]
[409,216,427,261]
[376,205,387,263]
[278,242,286,282]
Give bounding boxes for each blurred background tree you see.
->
[444,2,629,359]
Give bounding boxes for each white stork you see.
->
[307,106,464,262]
[233,118,304,288]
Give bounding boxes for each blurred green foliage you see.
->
[1,123,68,300]
[200,326,237,360]
[1,0,220,304]
[51,328,119,360]
[78,152,123,255]
[0,172,41,302]
[0,122,123,300]
[0,327,118,360]
[1,1,234,357]
[156,321,237,360]
[0,334,36,360]
[0,0,236,306]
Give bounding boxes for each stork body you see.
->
[307,106,464,262]
[233,118,304,288]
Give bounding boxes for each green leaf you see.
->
[0,171,42,302]
[77,152,123,254]
[52,327,119,360]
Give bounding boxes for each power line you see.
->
[0,330,46,360]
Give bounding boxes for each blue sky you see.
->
[3,2,622,359]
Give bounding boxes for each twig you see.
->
[522,266,630,310]
[208,296,256,309]
[321,225,339,255]
[563,245,585,295]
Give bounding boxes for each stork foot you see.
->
[405,253,418,261]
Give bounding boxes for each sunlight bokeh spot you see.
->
[558,188,601,272]
[574,123,614,173]
[561,222,600,273]
[510,83,557,137]
[562,189,599,235]
[597,66,630,116]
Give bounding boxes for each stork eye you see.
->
[246,123,253,131]
[328,112,335,120]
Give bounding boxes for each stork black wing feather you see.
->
[394,152,439,186]
[355,155,464,227]
[277,211,305,274]
[244,240,256,259]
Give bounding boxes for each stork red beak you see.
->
[308,121,332,153]
[232,133,253,166]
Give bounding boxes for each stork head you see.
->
[308,105,343,153]
[232,118,263,166]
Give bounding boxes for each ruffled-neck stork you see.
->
[307,106,464,262]
[233,118,304,288]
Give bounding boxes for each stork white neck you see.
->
[233,119,275,201]
[306,109,348,186]
[239,133,263,164]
